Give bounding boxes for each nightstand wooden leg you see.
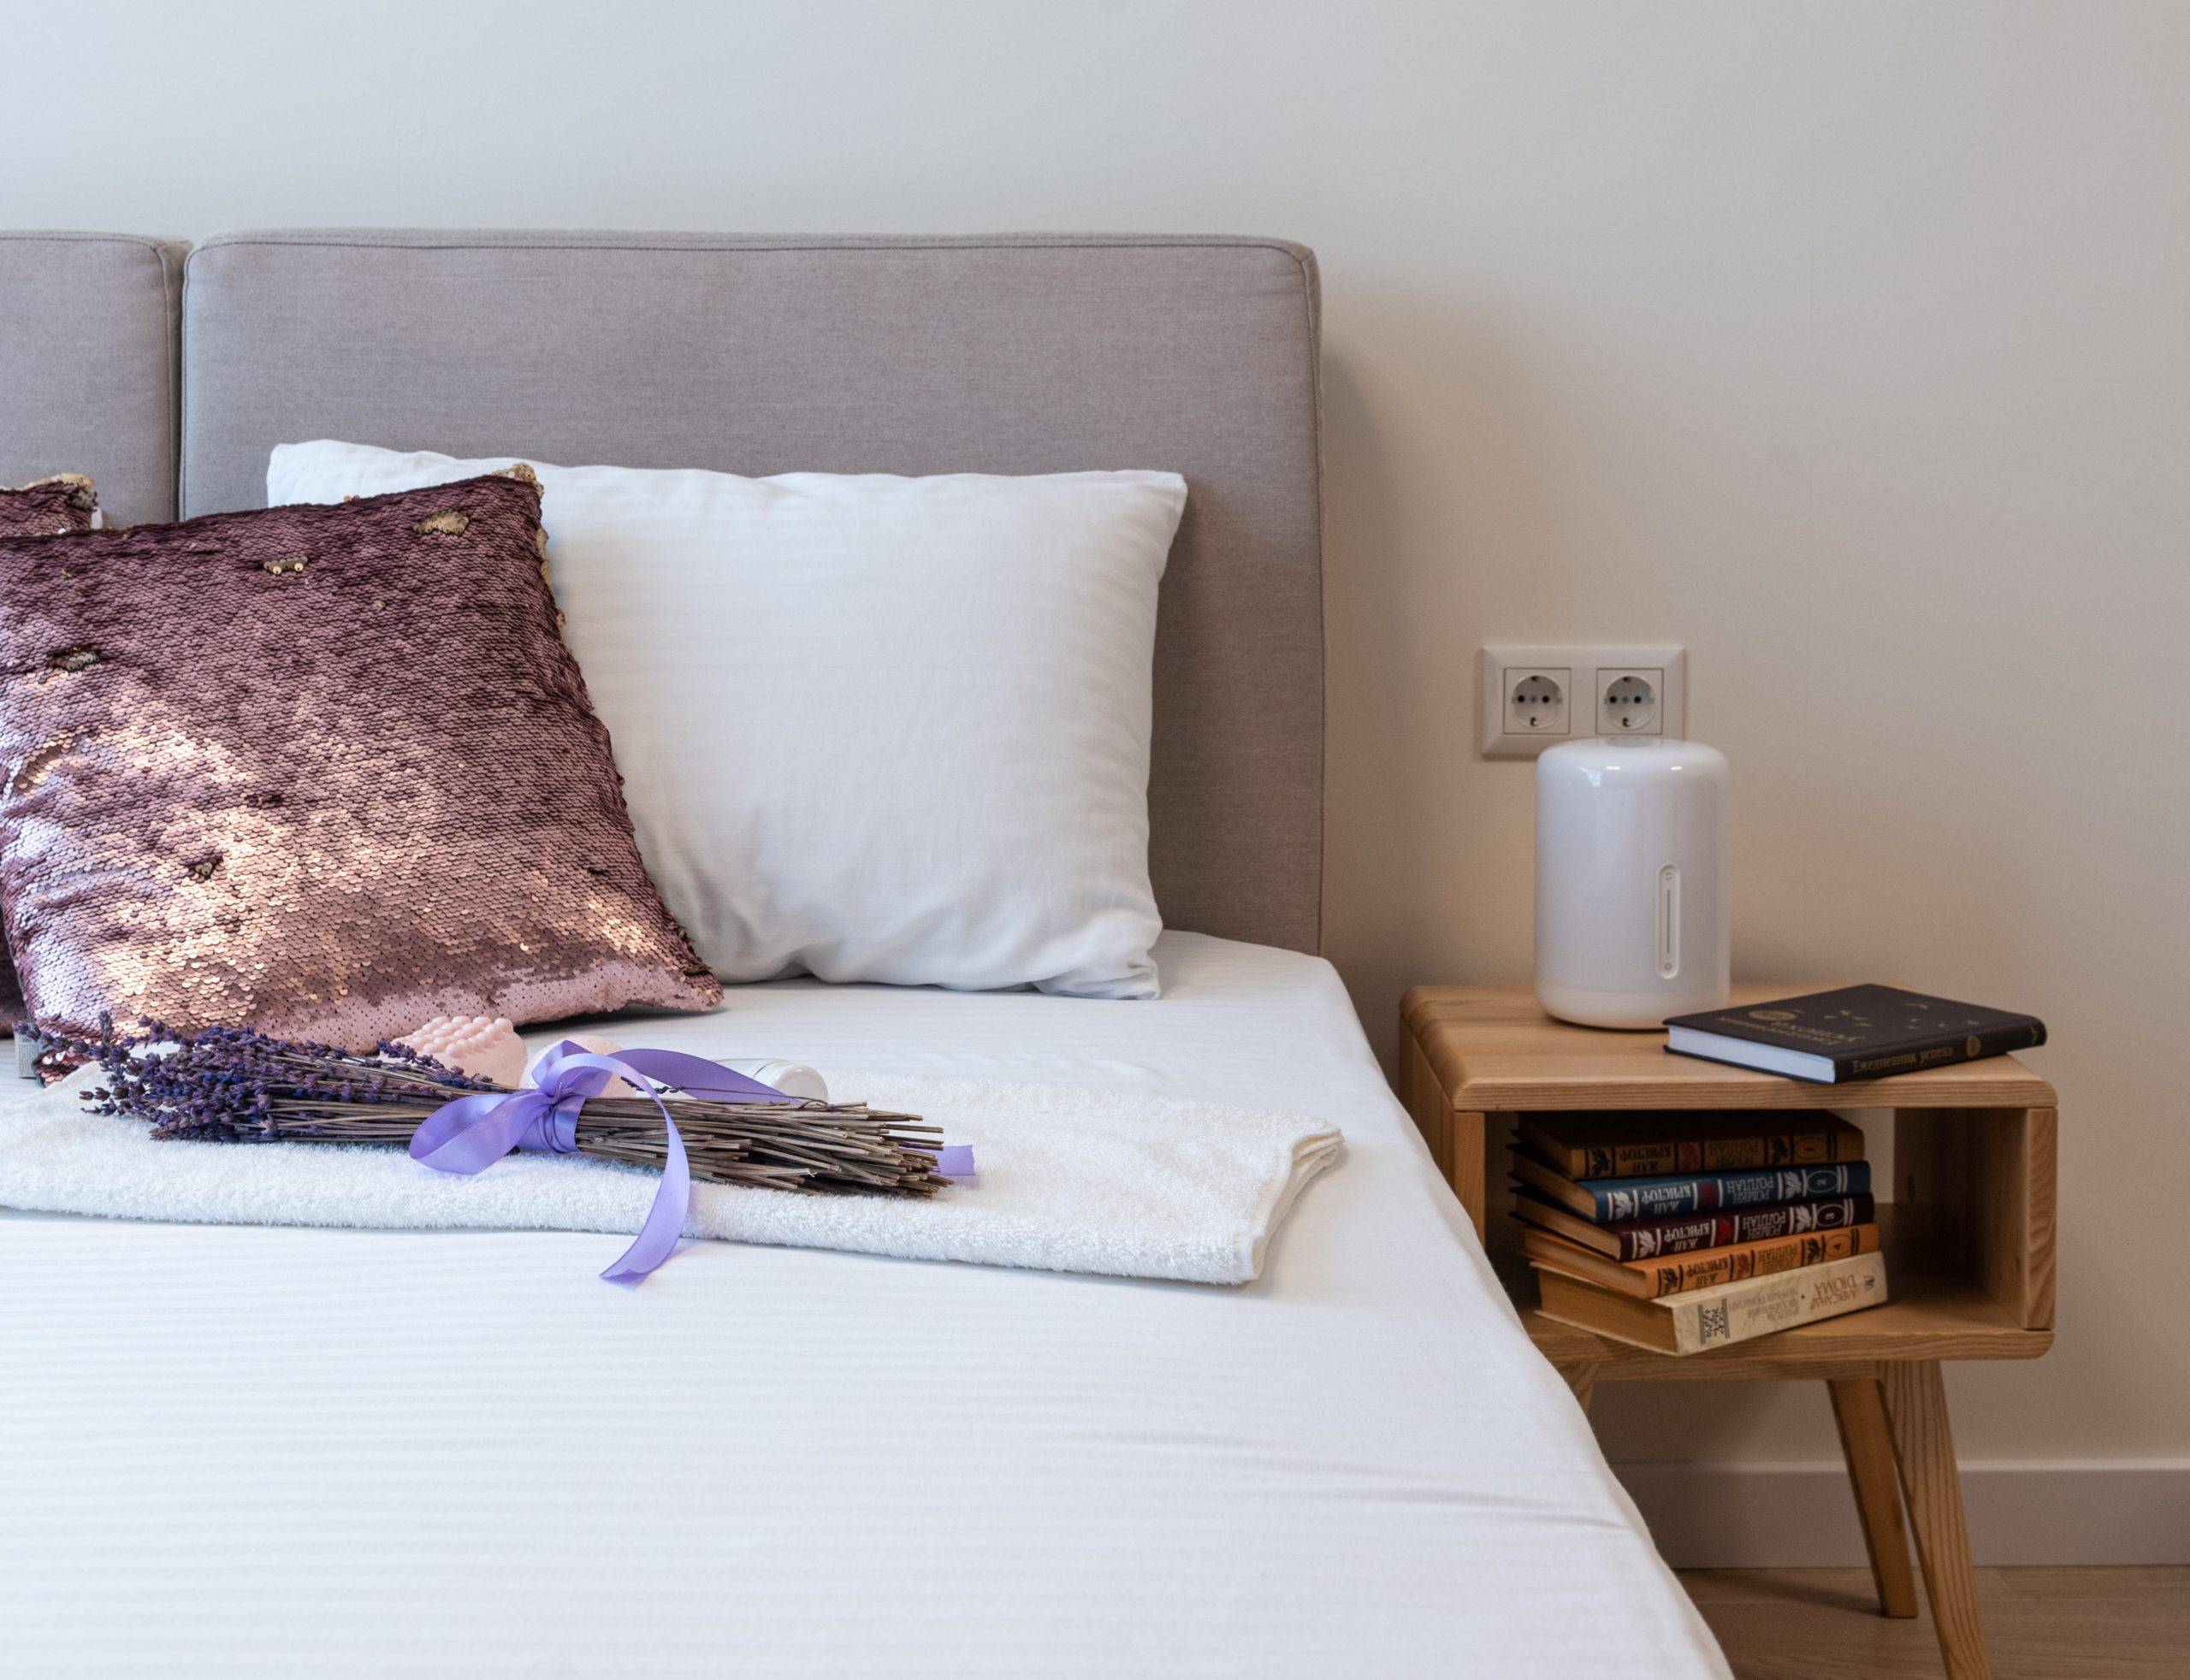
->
[1881,1361,1990,1679]
[1828,1375,1920,1618]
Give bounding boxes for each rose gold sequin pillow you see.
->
[0,468,721,1050]
[0,476,101,1028]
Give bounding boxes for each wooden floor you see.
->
[1679,1568,2190,1678]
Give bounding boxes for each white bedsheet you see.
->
[1,933,1727,1678]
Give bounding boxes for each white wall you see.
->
[10,0,2187,1559]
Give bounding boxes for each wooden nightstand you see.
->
[1400,984,2056,1680]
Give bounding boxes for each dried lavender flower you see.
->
[56,1020,949,1196]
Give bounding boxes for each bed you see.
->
[0,230,1728,1677]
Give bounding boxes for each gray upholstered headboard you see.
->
[4,229,1326,954]
[0,233,186,527]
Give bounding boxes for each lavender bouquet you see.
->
[59,1019,955,1199]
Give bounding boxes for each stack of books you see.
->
[1513,1112,1889,1355]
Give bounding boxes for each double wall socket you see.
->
[1477,645,1687,758]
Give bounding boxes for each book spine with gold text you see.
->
[1610,1194,1874,1260]
[1583,1162,1871,1222]
[1568,1130,1862,1180]
[1635,1224,1877,1297]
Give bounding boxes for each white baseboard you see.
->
[1613,1459,2190,1566]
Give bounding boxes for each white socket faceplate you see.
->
[1477,645,1687,758]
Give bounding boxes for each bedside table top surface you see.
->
[1404,983,2056,1110]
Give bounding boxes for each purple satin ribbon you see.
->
[408,1042,973,1283]
[929,1144,976,1180]
[410,1042,796,1284]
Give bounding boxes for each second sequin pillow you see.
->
[0,475,98,540]
[0,469,721,1050]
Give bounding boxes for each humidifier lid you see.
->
[1539,736,1729,780]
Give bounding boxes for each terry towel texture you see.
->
[0,1071,1341,1286]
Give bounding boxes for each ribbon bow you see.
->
[408,1042,800,1285]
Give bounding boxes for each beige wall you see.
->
[10,1,2187,1541]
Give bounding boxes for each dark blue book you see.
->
[1665,985,2045,1084]
[1514,1152,1871,1223]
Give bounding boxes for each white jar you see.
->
[1535,737,1731,1030]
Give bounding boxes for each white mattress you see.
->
[1,933,1727,1677]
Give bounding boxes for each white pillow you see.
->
[269,443,1185,998]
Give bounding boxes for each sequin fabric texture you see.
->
[0,476,101,1026]
[0,476,98,540]
[0,470,721,1049]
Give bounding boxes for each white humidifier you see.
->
[1535,737,1731,1030]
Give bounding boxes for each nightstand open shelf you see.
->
[1400,983,2057,1680]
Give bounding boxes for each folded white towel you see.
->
[0,1071,1341,1285]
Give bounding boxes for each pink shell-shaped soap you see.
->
[562,1032,636,1098]
[398,1015,527,1089]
